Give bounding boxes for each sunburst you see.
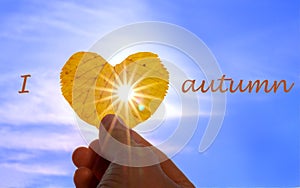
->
[94,69,154,147]
[111,69,148,120]
[93,68,153,126]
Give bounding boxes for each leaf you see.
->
[60,52,107,126]
[61,51,169,128]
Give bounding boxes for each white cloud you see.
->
[0,0,159,126]
[0,0,152,42]
[0,157,75,187]
[0,125,85,152]
[0,162,71,176]
[0,70,75,125]
[0,166,34,188]
[4,152,36,161]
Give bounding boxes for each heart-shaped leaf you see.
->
[60,52,169,128]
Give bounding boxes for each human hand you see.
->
[72,114,195,188]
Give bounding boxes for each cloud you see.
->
[0,0,152,42]
[0,0,160,126]
[0,148,75,187]
[0,0,162,186]
[0,165,34,188]
[3,152,35,161]
[0,125,85,152]
[0,162,71,176]
[0,70,74,125]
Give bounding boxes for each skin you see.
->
[72,114,195,188]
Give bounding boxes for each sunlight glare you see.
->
[116,84,134,102]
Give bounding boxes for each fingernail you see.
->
[101,114,126,131]
[100,114,130,145]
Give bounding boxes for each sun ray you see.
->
[131,68,154,88]
[133,82,160,92]
[96,105,114,126]
[94,86,115,93]
[102,116,119,149]
[113,100,124,115]
[99,73,115,87]
[127,63,139,86]
[111,96,122,109]
[113,71,123,89]
[133,93,162,100]
[122,69,128,86]
[94,95,117,103]
[131,96,141,104]
[125,102,129,123]
[128,100,143,121]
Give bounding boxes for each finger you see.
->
[73,144,111,181]
[130,129,195,187]
[74,167,99,188]
[72,146,95,168]
[99,114,135,146]
[100,114,133,146]
[89,140,111,180]
[99,114,159,166]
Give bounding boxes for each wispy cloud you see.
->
[0,0,160,187]
[0,0,152,41]
[0,126,85,152]
[0,147,75,187]
[0,70,74,125]
[0,162,71,176]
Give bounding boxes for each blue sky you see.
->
[0,0,299,187]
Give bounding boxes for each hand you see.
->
[72,114,195,188]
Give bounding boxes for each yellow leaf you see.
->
[60,52,107,126]
[60,51,169,128]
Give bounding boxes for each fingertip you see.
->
[74,167,99,188]
[101,114,115,123]
[72,146,95,168]
[100,114,116,129]
[100,114,125,130]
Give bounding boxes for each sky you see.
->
[0,0,299,187]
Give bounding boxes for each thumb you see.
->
[97,115,179,188]
[98,114,159,167]
[100,114,137,146]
